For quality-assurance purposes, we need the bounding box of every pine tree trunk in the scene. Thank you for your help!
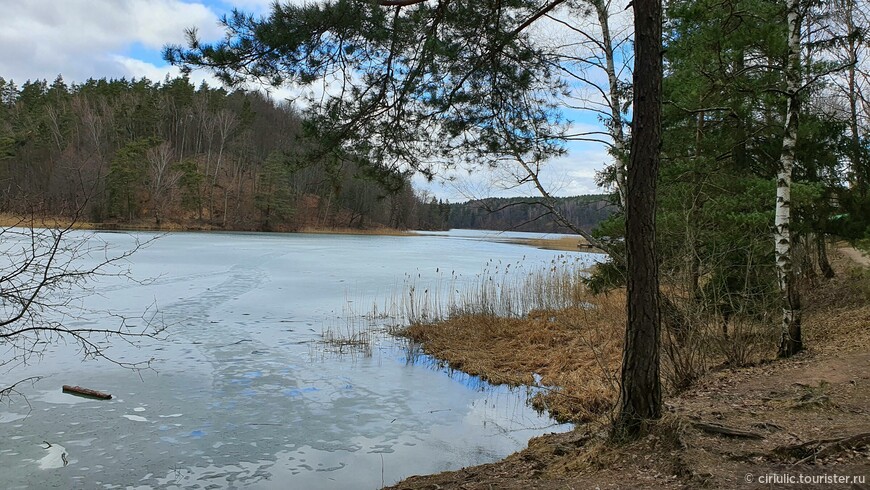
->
[801,236,818,285]
[615,0,663,437]
[776,0,803,358]
[817,233,835,279]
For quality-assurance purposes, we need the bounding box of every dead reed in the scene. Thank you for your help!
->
[391,256,626,423]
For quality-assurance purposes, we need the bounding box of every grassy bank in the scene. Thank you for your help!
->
[388,247,870,489]
[0,213,416,236]
[1,215,612,250]
[296,226,415,236]
[504,235,605,253]
[403,288,623,423]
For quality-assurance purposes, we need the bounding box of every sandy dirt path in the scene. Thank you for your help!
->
[838,242,870,266]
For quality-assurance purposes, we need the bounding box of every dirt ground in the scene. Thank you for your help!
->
[387,247,870,489]
[838,242,870,267]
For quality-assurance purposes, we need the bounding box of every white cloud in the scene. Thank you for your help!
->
[0,0,614,200]
[109,55,214,85]
[413,142,609,202]
[0,0,222,83]
[219,0,273,14]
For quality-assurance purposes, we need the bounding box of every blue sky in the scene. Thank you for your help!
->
[0,0,615,201]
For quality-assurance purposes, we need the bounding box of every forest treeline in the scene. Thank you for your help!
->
[446,195,616,233]
[0,74,619,234]
[0,75,452,231]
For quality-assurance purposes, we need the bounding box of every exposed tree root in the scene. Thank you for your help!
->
[774,432,870,464]
[692,422,765,440]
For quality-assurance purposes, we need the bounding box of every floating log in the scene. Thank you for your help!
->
[62,385,112,400]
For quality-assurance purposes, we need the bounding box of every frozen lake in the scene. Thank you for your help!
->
[0,229,595,489]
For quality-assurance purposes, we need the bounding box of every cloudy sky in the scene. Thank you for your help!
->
[0,0,611,201]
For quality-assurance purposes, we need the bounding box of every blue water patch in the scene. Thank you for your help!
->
[208,400,237,410]
[398,344,515,392]
[239,388,258,397]
[190,430,206,439]
[282,387,320,397]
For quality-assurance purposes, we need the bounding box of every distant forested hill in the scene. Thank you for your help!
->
[446,195,616,233]
[0,75,441,231]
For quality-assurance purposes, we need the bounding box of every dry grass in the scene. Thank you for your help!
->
[0,213,228,232]
[320,322,375,356]
[395,255,781,424]
[0,213,102,230]
[505,235,604,253]
[0,213,415,235]
[403,285,626,423]
[297,226,416,236]
[394,255,593,324]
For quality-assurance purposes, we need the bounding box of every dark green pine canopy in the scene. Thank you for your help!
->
[164,0,569,181]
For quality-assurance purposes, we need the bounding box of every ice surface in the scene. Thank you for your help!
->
[0,230,595,489]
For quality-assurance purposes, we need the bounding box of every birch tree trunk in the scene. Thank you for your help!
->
[817,233,835,279]
[595,0,628,210]
[776,0,803,358]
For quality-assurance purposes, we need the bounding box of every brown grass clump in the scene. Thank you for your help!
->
[0,212,416,235]
[0,213,104,230]
[403,288,626,423]
[297,226,416,236]
[505,235,605,253]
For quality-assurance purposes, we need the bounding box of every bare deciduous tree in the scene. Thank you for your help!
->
[0,215,165,402]
[146,141,181,224]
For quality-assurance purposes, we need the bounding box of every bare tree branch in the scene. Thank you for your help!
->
[378,0,428,6]
[0,211,166,402]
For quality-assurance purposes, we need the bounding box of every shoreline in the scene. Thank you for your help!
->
[0,214,604,250]
[0,213,417,237]
[504,235,605,253]
[387,247,870,489]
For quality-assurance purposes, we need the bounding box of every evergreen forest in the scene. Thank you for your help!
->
[0,75,457,231]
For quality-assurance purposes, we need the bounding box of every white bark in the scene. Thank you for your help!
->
[597,0,628,210]
[776,0,803,356]
[213,109,237,186]
[147,142,179,200]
